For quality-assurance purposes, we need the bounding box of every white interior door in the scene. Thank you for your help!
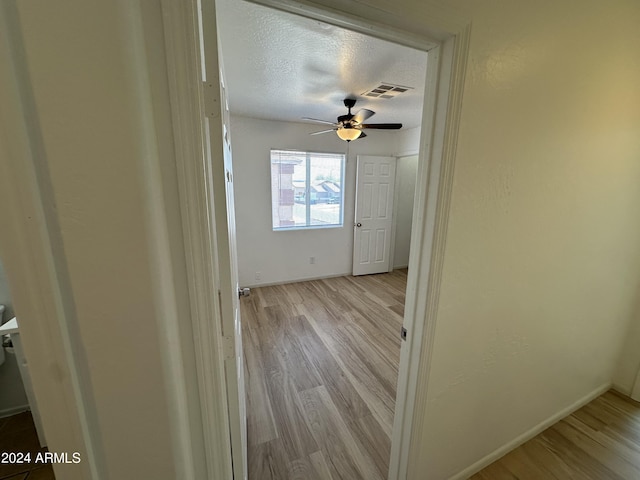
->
[353,155,396,276]
[219,93,247,480]
[201,5,247,479]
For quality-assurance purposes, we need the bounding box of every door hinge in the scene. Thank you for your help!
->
[222,335,234,360]
[217,288,232,347]
[401,327,408,341]
[202,82,220,119]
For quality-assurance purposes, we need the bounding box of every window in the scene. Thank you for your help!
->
[271,149,345,230]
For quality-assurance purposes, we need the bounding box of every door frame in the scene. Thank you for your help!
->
[173,1,470,479]
[1,1,236,478]
[159,0,237,478]
[0,0,470,479]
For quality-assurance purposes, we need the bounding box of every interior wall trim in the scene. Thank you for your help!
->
[611,382,632,397]
[242,272,351,289]
[403,22,472,480]
[159,0,234,478]
[450,382,612,479]
[0,405,30,420]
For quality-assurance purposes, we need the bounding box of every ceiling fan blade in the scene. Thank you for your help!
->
[360,123,403,129]
[309,129,336,135]
[352,109,375,124]
[302,117,337,126]
[358,131,367,138]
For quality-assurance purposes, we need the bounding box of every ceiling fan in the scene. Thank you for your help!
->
[303,98,402,142]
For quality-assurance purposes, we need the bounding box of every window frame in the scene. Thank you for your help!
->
[270,149,346,231]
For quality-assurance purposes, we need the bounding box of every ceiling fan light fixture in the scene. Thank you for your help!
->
[336,127,362,142]
[305,98,400,141]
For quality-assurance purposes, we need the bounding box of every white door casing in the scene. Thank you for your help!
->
[353,155,397,276]
[166,1,471,479]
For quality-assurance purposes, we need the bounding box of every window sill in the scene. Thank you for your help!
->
[272,224,344,232]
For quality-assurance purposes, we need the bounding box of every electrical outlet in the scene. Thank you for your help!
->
[255,271,261,281]
[310,256,315,265]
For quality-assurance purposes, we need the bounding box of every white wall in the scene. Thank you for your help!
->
[407,0,640,478]
[231,115,400,286]
[392,155,418,268]
[396,126,421,156]
[3,1,640,479]
[0,260,29,417]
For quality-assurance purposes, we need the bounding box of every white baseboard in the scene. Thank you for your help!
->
[611,382,632,397]
[0,404,29,419]
[450,382,612,480]
[242,271,351,289]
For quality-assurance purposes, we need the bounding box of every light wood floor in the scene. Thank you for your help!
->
[240,270,407,480]
[242,272,640,480]
[471,390,640,479]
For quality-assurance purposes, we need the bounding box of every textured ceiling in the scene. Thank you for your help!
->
[216,0,428,128]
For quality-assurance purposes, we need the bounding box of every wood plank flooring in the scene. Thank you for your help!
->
[471,390,640,480]
[0,411,55,479]
[242,272,640,480]
[240,270,406,480]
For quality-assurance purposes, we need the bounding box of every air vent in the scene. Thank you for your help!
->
[362,82,413,99]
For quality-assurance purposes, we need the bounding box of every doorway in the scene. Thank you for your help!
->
[0,0,469,478]
[216,0,428,289]
[214,0,429,477]
[164,0,469,477]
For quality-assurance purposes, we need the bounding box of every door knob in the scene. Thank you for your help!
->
[355,222,362,227]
